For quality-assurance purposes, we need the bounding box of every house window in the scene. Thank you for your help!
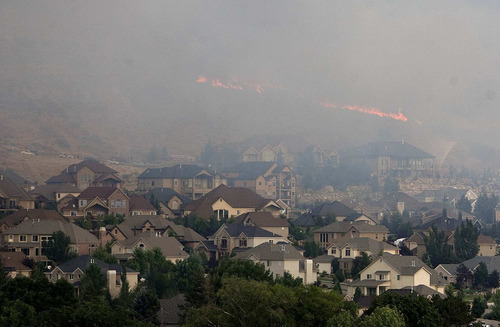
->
[139,244,144,248]
[367,274,372,279]
[345,248,351,256]
[111,200,115,207]
[375,234,378,239]
[267,260,270,267]
[151,181,155,186]
[122,200,126,207]
[57,193,61,199]
[35,248,39,256]
[397,275,400,280]
[57,273,61,280]
[80,200,87,207]
[69,274,74,280]
[239,239,247,247]
[20,235,27,242]
[378,274,384,280]
[259,182,262,186]
[343,262,349,269]
[174,180,178,186]
[8,235,13,241]
[331,248,336,255]
[116,200,121,208]
[320,233,329,243]
[221,238,228,249]
[32,235,38,242]
[70,211,76,216]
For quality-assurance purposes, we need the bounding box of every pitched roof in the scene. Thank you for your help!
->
[185,185,280,218]
[158,294,186,325]
[117,234,189,259]
[478,234,495,244]
[223,162,276,178]
[221,223,283,238]
[129,196,156,212]
[0,175,34,202]
[437,264,460,275]
[0,209,67,228]
[145,188,191,205]
[333,237,398,253]
[462,256,500,273]
[315,221,389,234]
[292,214,317,227]
[65,160,117,174]
[29,184,80,201]
[0,170,33,186]
[6,220,98,243]
[349,141,435,159]
[53,255,134,274]
[78,187,124,200]
[312,201,358,217]
[46,172,76,184]
[375,192,422,212]
[0,252,32,272]
[417,216,462,232]
[233,212,288,228]
[138,164,215,179]
[233,242,305,261]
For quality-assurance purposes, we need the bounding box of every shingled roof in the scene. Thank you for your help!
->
[220,223,283,238]
[138,164,215,179]
[350,141,435,159]
[0,209,67,228]
[145,188,191,205]
[65,160,117,174]
[233,242,305,261]
[293,214,317,227]
[233,212,289,228]
[129,196,156,212]
[0,175,34,202]
[6,220,98,244]
[46,172,77,184]
[223,162,276,178]
[78,187,124,200]
[116,233,189,260]
[334,237,398,253]
[53,255,135,274]
[312,201,358,217]
[30,184,80,201]
[315,221,389,234]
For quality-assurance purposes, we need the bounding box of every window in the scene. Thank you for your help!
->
[116,200,121,208]
[375,234,378,239]
[267,260,270,267]
[57,193,61,199]
[70,211,76,216]
[139,243,144,248]
[80,200,87,207]
[69,274,74,280]
[259,182,262,186]
[152,181,155,186]
[57,273,61,280]
[174,180,178,186]
[221,238,228,249]
[32,235,38,242]
[397,275,400,280]
[331,248,336,255]
[20,235,27,242]
[345,247,351,256]
[8,235,13,241]
[35,248,39,256]
[378,274,384,280]
[320,233,329,243]
[367,274,372,279]
[122,200,126,207]
[237,210,240,215]
[111,200,115,208]
[239,239,247,247]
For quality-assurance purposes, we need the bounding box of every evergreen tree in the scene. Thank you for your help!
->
[423,225,456,268]
[456,195,472,213]
[456,263,473,289]
[488,270,500,288]
[454,220,479,262]
[360,306,405,327]
[80,263,107,299]
[474,262,489,289]
[471,297,487,318]
[42,231,77,264]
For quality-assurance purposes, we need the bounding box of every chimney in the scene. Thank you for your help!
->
[397,202,405,214]
[107,270,119,298]
[304,259,314,284]
[0,174,3,180]
[99,227,106,245]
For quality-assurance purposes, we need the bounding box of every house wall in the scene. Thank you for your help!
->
[434,266,456,284]
[248,237,287,248]
[108,190,129,216]
[75,167,95,190]
[261,226,289,238]
[479,243,496,256]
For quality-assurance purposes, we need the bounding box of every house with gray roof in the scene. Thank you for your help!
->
[233,242,317,284]
[29,183,81,209]
[145,188,192,217]
[311,201,358,220]
[233,211,289,238]
[436,256,500,285]
[314,221,389,248]
[346,253,448,298]
[0,174,35,210]
[46,255,139,298]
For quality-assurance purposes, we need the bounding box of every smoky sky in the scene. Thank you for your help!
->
[1,1,499,162]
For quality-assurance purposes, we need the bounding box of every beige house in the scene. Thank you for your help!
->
[184,184,284,220]
[137,164,226,199]
[233,242,317,284]
[111,233,189,263]
[46,160,122,191]
[344,213,378,225]
[2,220,99,264]
[29,183,81,209]
[46,256,139,298]
[478,235,497,256]
[321,237,399,273]
[60,187,130,218]
[346,253,448,298]
[233,212,289,238]
[314,221,389,249]
[195,223,287,261]
[0,174,35,210]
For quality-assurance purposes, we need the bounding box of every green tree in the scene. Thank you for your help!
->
[456,263,473,289]
[456,195,472,213]
[132,287,160,324]
[210,257,273,291]
[472,297,487,318]
[360,306,405,327]
[354,287,362,302]
[423,225,456,268]
[474,262,489,289]
[474,191,499,223]
[454,220,479,262]
[80,263,107,299]
[432,292,475,327]
[489,270,500,288]
[42,231,77,264]
[0,300,37,327]
[304,241,322,258]
[327,310,358,327]
[351,252,371,280]
[92,244,118,264]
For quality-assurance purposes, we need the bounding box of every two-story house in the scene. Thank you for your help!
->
[311,201,358,221]
[0,174,35,210]
[314,221,389,249]
[233,212,289,238]
[60,187,129,218]
[137,164,226,199]
[223,162,296,208]
[233,242,317,284]
[145,188,192,218]
[129,196,157,216]
[2,220,99,264]
[29,183,81,209]
[346,253,448,298]
[184,185,284,220]
[0,209,67,233]
[46,256,139,298]
[111,233,189,263]
[46,160,122,191]
[195,223,287,261]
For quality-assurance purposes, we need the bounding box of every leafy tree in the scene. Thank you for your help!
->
[456,263,473,289]
[210,257,273,291]
[360,306,405,327]
[304,241,322,258]
[432,292,475,327]
[456,195,472,213]
[74,216,92,230]
[474,191,499,223]
[489,270,500,288]
[292,285,346,327]
[351,252,371,279]
[485,292,500,320]
[353,287,361,302]
[331,258,340,273]
[92,244,118,264]
[0,300,37,327]
[454,220,479,262]
[474,262,489,289]
[80,263,107,299]
[472,296,487,318]
[132,287,160,324]
[42,231,77,264]
[335,269,345,282]
[275,272,303,287]
[423,225,456,268]
[327,310,358,327]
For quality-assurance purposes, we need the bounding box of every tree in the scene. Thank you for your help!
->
[474,191,499,223]
[353,287,361,302]
[351,253,371,280]
[304,241,322,258]
[383,177,400,194]
[454,220,479,262]
[472,297,487,318]
[42,231,77,264]
[0,300,37,327]
[132,287,160,324]
[80,263,107,299]
[432,292,475,327]
[456,263,473,289]
[92,244,118,264]
[423,225,456,268]
[474,262,489,289]
[489,270,500,288]
[360,306,405,327]
[210,257,273,291]
[327,311,357,327]
[456,195,472,214]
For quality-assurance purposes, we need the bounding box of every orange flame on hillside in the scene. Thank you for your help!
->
[319,102,408,122]
[197,75,243,91]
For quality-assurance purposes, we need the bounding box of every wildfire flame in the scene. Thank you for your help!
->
[319,102,408,122]
[197,75,243,91]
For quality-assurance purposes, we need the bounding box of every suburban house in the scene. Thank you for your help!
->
[46,256,139,298]
[346,253,448,298]
[104,215,205,249]
[346,141,435,178]
[110,232,189,263]
[316,237,399,274]
[373,192,424,217]
[46,160,122,191]
[145,188,192,218]
[195,223,287,261]
[223,162,296,208]
[233,212,289,238]
[29,183,81,209]
[314,221,389,249]
[2,220,99,263]
[0,209,67,233]
[232,242,317,284]
[241,141,300,167]
[415,187,469,203]
[435,256,500,285]
[137,164,226,199]
[292,213,317,229]
[183,184,284,220]
[0,174,35,210]
[312,201,358,221]
[0,252,32,277]
[60,187,129,218]
[344,213,378,225]
[0,170,34,191]
[129,196,157,216]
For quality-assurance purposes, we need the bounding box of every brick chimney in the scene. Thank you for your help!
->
[99,227,107,245]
